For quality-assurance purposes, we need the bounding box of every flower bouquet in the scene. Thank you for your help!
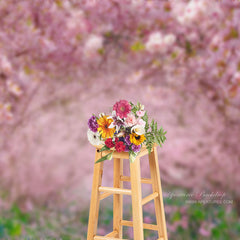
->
[87,100,166,163]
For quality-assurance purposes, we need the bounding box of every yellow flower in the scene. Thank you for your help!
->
[129,133,146,145]
[97,115,115,139]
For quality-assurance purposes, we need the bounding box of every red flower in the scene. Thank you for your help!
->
[113,100,131,118]
[115,141,125,152]
[105,138,115,148]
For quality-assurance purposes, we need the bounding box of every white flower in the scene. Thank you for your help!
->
[0,103,13,122]
[87,129,102,146]
[233,72,240,83]
[131,125,145,135]
[0,55,12,74]
[99,112,105,118]
[176,0,215,25]
[140,104,144,111]
[7,80,23,97]
[84,35,103,58]
[145,32,164,53]
[146,32,176,53]
[111,110,116,117]
[131,0,144,7]
[163,34,176,46]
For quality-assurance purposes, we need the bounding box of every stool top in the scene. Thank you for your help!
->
[94,143,157,160]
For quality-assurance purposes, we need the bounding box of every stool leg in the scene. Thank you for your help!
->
[113,158,123,238]
[130,156,144,240]
[149,147,168,240]
[87,150,104,240]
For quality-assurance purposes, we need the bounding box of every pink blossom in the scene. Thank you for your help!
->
[137,118,146,127]
[84,34,103,58]
[0,55,12,74]
[0,0,239,213]
[143,216,152,224]
[6,80,23,97]
[125,113,137,126]
[113,100,131,119]
[136,110,145,117]
[199,226,211,237]
[0,103,13,122]
[180,216,188,229]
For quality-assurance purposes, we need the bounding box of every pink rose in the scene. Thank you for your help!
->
[137,118,146,127]
[136,110,145,117]
[125,113,137,126]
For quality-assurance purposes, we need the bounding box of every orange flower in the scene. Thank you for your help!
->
[97,115,115,139]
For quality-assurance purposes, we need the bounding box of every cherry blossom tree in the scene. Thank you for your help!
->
[0,0,240,210]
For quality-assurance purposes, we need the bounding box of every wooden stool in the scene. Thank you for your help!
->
[87,144,168,240]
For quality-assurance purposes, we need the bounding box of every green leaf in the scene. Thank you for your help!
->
[142,112,149,132]
[11,204,30,224]
[4,220,21,237]
[155,135,162,147]
[150,120,155,131]
[130,102,139,116]
[172,211,181,222]
[95,152,113,164]
[154,122,158,133]
[131,41,145,52]
[98,48,105,55]
[98,145,110,152]
[212,227,221,238]
[185,40,192,55]
[129,151,138,163]
[129,101,134,107]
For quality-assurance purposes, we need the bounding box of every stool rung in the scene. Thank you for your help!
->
[99,192,112,200]
[142,192,159,205]
[99,186,132,195]
[94,236,127,240]
[105,230,118,237]
[120,175,152,184]
[120,220,158,231]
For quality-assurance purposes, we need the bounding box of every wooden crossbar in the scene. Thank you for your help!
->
[120,220,158,231]
[142,192,159,205]
[105,230,118,237]
[120,176,152,184]
[99,187,132,195]
[94,236,127,240]
[99,192,112,200]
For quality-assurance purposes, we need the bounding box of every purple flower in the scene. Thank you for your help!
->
[88,115,98,132]
[125,145,130,152]
[131,144,141,152]
[125,135,131,146]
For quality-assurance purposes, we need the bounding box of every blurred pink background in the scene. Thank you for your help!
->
[0,0,239,216]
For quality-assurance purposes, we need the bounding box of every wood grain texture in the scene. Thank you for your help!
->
[87,150,104,240]
[130,156,144,240]
[149,147,168,240]
[113,158,123,238]
[99,186,131,195]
